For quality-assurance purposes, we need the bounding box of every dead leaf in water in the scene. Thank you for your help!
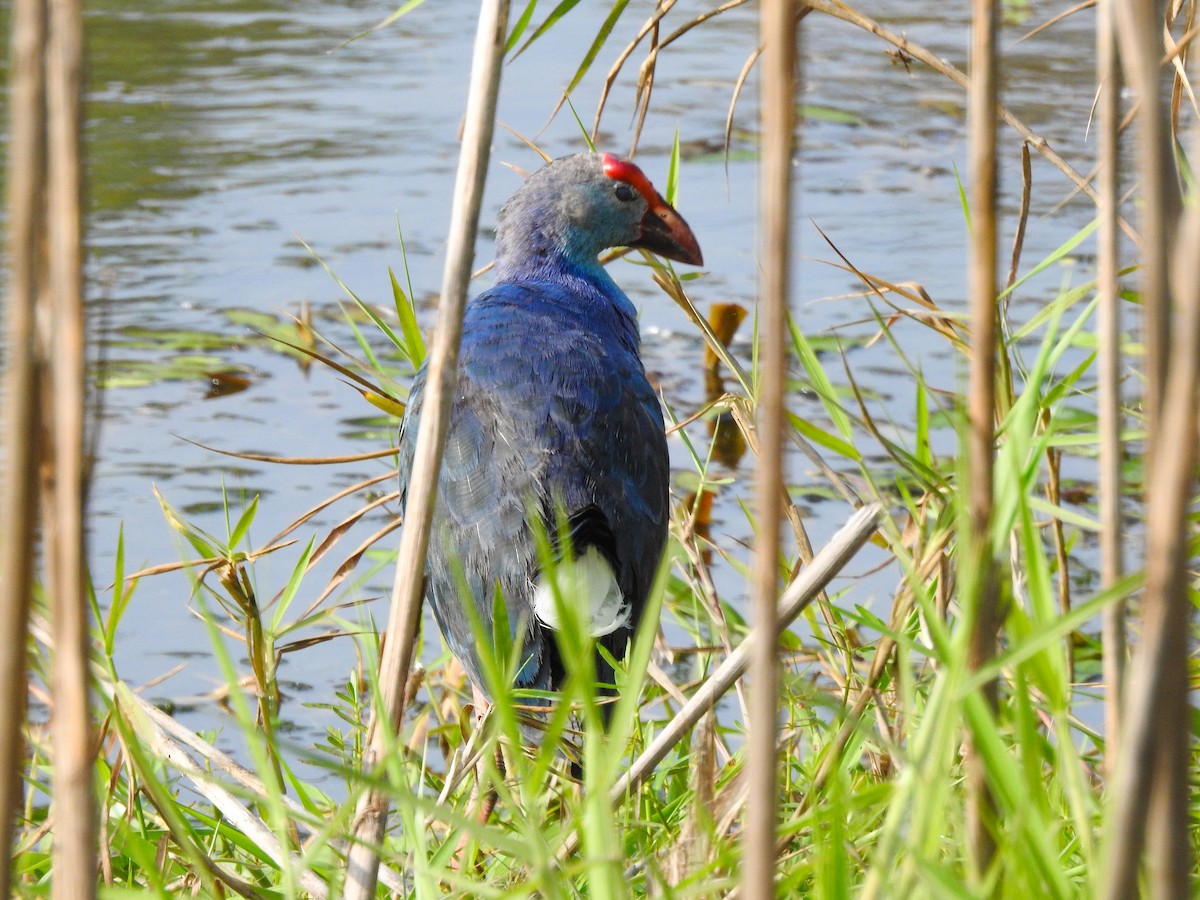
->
[204,371,252,398]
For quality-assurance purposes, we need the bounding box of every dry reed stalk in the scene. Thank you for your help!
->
[342,3,510,896]
[1102,308,1197,894]
[0,1,48,893]
[41,0,96,896]
[742,0,798,895]
[1137,144,1200,896]
[1096,0,1126,775]
[1103,2,1192,894]
[1102,137,1198,900]
[665,708,716,885]
[1114,0,1176,430]
[964,0,1000,880]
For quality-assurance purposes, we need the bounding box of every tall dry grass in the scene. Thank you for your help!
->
[1095,0,1126,776]
[1,0,94,896]
[0,0,48,894]
[44,0,94,896]
[742,1,799,896]
[964,0,1002,877]
[342,1,512,895]
[1103,2,1195,894]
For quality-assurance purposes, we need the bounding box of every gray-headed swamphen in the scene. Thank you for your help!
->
[398,152,703,736]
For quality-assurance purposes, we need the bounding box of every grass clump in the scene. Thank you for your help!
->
[14,208,1179,897]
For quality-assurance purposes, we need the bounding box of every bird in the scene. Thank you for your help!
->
[397,152,703,735]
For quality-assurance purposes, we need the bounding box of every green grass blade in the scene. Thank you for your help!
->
[514,0,583,57]
[227,494,259,549]
[562,0,631,99]
[789,316,855,441]
[666,129,681,205]
[565,95,597,151]
[153,486,221,560]
[506,0,540,52]
[997,219,1098,303]
[271,535,316,630]
[787,412,862,462]
[105,526,133,657]
[390,266,426,368]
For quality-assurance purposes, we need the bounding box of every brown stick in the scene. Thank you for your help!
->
[1113,0,1177,430]
[1103,1,1190,894]
[964,0,1000,882]
[0,1,48,894]
[1102,128,1198,900]
[342,3,510,897]
[742,1,798,896]
[45,0,96,895]
[1095,0,1126,776]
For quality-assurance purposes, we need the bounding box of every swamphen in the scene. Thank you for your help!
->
[398,152,703,732]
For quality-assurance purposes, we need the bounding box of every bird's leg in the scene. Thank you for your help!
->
[450,686,502,872]
[469,685,505,827]
[468,684,501,825]
[474,743,505,827]
[471,684,489,723]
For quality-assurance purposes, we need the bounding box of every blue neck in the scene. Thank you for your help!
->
[493,249,641,340]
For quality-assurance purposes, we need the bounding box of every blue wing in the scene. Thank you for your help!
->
[398,279,669,702]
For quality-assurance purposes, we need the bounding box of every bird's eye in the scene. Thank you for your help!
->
[614,184,637,203]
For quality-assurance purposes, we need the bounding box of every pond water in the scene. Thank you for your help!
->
[12,2,1108,757]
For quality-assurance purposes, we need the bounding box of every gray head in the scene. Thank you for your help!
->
[493,152,703,280]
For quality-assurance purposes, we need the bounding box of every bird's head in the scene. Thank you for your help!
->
[494,152,703,277]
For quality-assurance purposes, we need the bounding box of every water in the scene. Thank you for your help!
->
[10,2,1108,753]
